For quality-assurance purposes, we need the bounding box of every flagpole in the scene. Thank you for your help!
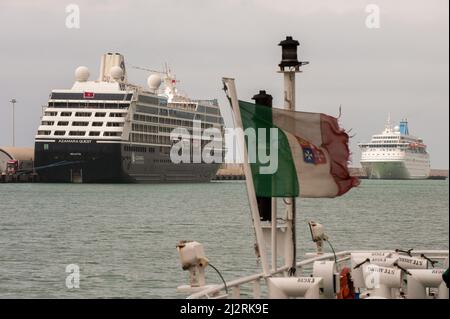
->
[222,77,270,277]
[278,36,309,275]
[283,71,296,275]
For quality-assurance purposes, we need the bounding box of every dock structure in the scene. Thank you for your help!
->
[213,163,245,180]
[0,146,37,183]
[214,164,448,181]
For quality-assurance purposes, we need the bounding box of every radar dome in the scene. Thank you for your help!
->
[75,66,90,82]
[147,74,162,91]
[394,125,400,132]
[110,66,124,81]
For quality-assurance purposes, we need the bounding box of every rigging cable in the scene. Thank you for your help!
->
[326,239,338,265]
[208,263,228,295]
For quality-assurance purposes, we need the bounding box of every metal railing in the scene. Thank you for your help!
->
[187,250,449,299]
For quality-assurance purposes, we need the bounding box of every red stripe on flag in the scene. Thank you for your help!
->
[320,114,359,195]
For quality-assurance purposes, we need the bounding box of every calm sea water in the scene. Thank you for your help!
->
[0,180,448,298]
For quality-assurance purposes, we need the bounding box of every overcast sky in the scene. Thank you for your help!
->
[0,0,448,168]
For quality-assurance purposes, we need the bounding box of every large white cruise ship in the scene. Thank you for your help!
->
[358,116,430,179]
[34,53,224,183]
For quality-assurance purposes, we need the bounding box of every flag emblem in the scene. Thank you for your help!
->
[296,137,326,165]
[311,145,327,164]
[302,147,315,163]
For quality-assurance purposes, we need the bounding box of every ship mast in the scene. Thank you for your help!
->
[278,36,309,275]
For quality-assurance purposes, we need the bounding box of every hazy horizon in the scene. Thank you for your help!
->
[0,0,448,168]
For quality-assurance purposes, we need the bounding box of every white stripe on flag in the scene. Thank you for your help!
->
[272,110,323,147]
[284,131,339,198]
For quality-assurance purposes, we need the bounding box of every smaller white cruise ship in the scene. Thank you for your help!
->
[359,116,430,179]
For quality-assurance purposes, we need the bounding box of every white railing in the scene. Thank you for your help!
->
[186,250,448,299]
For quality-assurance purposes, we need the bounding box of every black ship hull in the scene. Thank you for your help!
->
[34,140,220,183]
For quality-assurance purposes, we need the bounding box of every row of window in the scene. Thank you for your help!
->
[138,96,219,116]
[154,159,172,164]
[43,111,125,117]
[133,114,215,129]
[362,144,404,148]
[131,133,171,145]
[135,104,221,124]
[124,145,149,153]
[373,136,398,139]
[50,92,133,100]
[370,140,401,144]
[37,130,121,137]
[41,121,124,127]
[48,102,130,109]
[196,104,221,115]
[132,123,158,133]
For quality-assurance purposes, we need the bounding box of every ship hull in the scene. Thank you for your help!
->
[361,160,430,180]
[34,140,220,183]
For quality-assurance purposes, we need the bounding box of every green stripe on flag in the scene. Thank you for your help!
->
[239,100,299,197]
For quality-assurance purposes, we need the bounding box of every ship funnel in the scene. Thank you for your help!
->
[399,119,409,135]
[98,52,127,82]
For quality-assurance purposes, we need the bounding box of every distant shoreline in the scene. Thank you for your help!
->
[213,165,448,181]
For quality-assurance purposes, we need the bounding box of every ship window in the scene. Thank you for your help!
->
[53,102,68,107]
[92,122,103,126]
[104,132,121,136]
[38,130,51,135]
[136,104,159,115]
[75,112,92,117]
[72,121,89,126]
[138,95,160,105]
[44,111,57,116]
[54,131,65,136]
[61,112,72,116]
[106,122,124,127]
[110,113,125,117]
[41,121,54,125]
[69,131,86,136]
[58,121,69,126]
[206,116,218,123]
[95,112,106,117]
[89,131,100,136]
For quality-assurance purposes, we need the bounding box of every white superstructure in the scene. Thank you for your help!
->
[358,116,430,179]
[34,52,224,183]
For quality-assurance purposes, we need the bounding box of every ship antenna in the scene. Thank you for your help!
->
[385,113,393,131]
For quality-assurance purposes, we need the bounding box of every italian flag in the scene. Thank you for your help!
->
[239,100,359,198]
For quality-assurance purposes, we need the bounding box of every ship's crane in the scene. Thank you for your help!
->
[132,64,186,101]
[130,65,165,74]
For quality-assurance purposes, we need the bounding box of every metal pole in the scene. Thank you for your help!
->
[283,72,296,275]
[10,99,17,147]
[223,77,270,276]
[13,102,14,146]
[271,198,277,272]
